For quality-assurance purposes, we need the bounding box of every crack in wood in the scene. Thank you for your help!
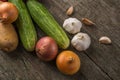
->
[84,51,113,80]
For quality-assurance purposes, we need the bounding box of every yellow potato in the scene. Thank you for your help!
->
[0,23,18,52]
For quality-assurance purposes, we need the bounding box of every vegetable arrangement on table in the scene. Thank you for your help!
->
[0,0,95,75]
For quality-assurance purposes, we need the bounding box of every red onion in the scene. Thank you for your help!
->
[36,36,58,61]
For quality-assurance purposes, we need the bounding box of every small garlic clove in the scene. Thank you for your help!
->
[63,18,82,34]
[99,36,112,44]
[66,6,74,16]
[81,18,95,26]
[71,33,91,51]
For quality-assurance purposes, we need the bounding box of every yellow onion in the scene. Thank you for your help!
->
[0,2,18,23]
[56,51,81,75]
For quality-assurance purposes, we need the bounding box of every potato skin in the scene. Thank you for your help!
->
[0,23,18,52]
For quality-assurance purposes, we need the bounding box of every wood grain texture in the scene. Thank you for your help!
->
[0,0,120,80]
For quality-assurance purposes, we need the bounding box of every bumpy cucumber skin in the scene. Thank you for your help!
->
[27,0,70,49]
[9,0,37,51]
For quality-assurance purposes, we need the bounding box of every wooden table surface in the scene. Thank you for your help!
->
[0,0,120,80]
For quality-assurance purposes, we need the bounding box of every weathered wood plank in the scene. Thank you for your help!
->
[0,45,111,80]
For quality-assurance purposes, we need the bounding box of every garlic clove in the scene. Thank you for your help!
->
[99,36,112,44]
[81,18,95,26]
[71,33,91,51]
[66,6,74,16]
[63,18,82,34]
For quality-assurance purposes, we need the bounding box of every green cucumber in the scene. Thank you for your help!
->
[9,0,37,51]
[27,0,70,49]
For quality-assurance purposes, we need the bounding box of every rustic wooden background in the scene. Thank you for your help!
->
[0,0,120,80]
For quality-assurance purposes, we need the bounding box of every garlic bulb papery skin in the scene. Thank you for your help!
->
[71,33,91,51]
[63,18,82,34]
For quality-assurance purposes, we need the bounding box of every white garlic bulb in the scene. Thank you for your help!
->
[71,33,91,51]
[63,18,82,34]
